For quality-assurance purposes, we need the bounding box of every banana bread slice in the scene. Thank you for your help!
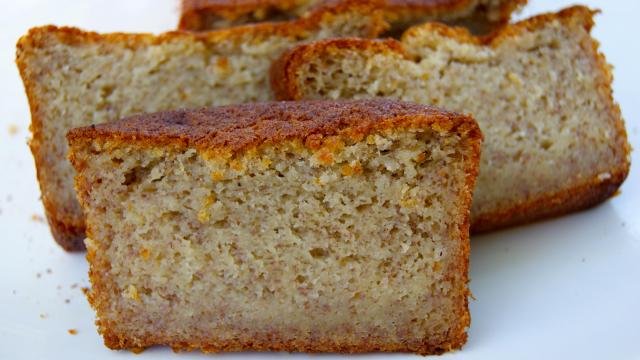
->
[15,2,386,251]
[179,0,526,34]
[67,99,482,354]
[271,6,631,232]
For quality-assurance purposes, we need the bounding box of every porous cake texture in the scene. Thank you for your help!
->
[179,0,526,34]
[67,100,482,354]
[271,6,631,232]
[16,2,386,251]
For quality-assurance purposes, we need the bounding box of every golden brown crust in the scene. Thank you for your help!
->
[472,169,628,233]
[179,0,388,32]
[73,99,481,354]
[15,2,387,252]
[270,5,631,233]
[179,0,307,30]
[99,330,465,354]
[67,99,480,154]
[178,0,526,31]
[17,32,87,251]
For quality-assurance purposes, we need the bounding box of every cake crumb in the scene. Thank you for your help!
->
[70,283,79,289]
[40,313,48,319]
[7,124,19,136]
[65,299,71,304]
[139,247,151,260]
[68,329,78,335]
[31,214,46,223]
[36,272,42,278]
[125,284,141,302]
[131,347,146,354]
[46,268,52,274]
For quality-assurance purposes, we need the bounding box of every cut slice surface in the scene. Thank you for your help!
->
[68,99,482,354]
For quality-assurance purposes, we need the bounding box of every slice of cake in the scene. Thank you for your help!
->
[179,0,526,34]
[68,100,482,354]
[15,2,386,251]
[271,6,631,232]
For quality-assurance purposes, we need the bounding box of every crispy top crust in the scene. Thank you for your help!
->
[178,0,387,33]
[67,100,481,155]
[179,0,527,31]
[182,0,305,13]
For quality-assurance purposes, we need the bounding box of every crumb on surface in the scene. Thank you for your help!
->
[36,273,42,278]
[31,214,46,223]
[71,283,79,289]
[65,299,71,304]
[7,124,19,136]
[68,329,78,335]
[131,347,146,354]
[46,268,52,274]
[40,313,48,319]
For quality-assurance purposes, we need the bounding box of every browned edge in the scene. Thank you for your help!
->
[178,0,528,32]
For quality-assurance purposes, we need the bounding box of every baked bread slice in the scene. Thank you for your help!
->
[179,0,526,34]
[68,99,482,354]
[271,6,631,232]
[15,2,386,251]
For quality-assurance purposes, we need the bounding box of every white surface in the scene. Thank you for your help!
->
[0,0,638,358]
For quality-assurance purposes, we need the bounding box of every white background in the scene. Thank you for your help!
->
[0,0,638,359]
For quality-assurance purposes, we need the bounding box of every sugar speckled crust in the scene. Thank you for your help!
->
[178,0,527,32]
[270,6,631,233]
[70,100,481,354]
[15,1,387,252]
